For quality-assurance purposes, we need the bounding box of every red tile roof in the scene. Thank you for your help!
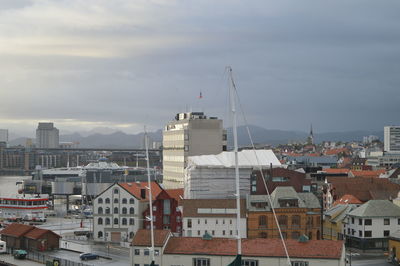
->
[333,194,363,206]
[119,182,163,201]
[350,170,386,178]
[0,223,34,238]
[164,237,344,259]
[132,229,171,247]
[323,168,350,174]
[24,228,60,240]
[165,188,184,202]
[324,148,349,156]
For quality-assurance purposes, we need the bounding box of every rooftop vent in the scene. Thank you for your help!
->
[298,235,309,243]
[202,232,213,240]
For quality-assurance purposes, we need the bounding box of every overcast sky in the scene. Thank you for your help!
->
[1,0,399,137]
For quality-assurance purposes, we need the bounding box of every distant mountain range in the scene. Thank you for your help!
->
[8,125,383,148]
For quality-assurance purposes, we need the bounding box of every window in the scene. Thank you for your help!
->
[130,207,135,214]
[365,219,372,225]
[98,198,103,204]
[105,207,110,214]
[291,262,309,266]
[98,207,103,214]
[130,232,134,239]
[205,219,207,224]
[122,198,127,204]
[398,218,400,225]
[122,207,127,214]
[223,230,225,236]
[144,249,150,256]
[351,217,354,224]
[216,220,218,225]
[134,249,140,255]
[114,198,119,204]
[129,218,135,225]
[365,231,372,237]
[154,249,159,256]
[193,258,210,266]
[163,199,171,215]
[259,232,267,238]
[359,231,362,237]
[281,232,287,239]
[198,230,201,236]
[114,188,119,194]
[98,231,103,238]
[187,219,192,228]
[98,218,103,225]
[278,215,288,228]
[242,259,259,266]
[105,218,110,225]
[122,218,127,225]
[384,230,390,237]
[105,198,110,204]
[198,219,200,225]
[259,215,267,228]
[230,219,232,225]
[212,230,215,236]
[129,198,135,204]
[114,218,119,225]
[230,230,233,235]
[114,207,118,214]
[384,219,390,225]
[292,215,300,228]
[163,215,170,224]
[359,219,362,225]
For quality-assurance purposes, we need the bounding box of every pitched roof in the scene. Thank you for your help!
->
[24,228,60,240]
[165,188,184,202]
[332,194,362,206]
[132,229,171,247]
[181,199,246,218]
[164,237,344,259]
[0,223,34,237]
[323,168,350,174]
[324,148,349,156]
[270,187,320,209]
[350,170,386,178]
[119,182,163,201]
[348,200,400,217]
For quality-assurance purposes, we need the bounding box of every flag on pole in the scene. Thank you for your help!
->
[198,91,203,99]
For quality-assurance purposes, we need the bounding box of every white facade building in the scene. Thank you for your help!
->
[181,199,247,238]
[184,150,281,199]
[93,182,162,243]
[384,126,400,154]
[344,200,400,250]
[36,122,59,148]
[163,112,226,189]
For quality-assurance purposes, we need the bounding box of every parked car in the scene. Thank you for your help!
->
[13,249,27,259]
[80,253,99,260]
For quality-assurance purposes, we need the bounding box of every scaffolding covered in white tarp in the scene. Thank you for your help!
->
[184,150,281,199]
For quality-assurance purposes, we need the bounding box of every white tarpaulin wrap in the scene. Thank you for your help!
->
[184,150,281,199]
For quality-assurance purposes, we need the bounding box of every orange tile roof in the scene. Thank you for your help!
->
[323,168,350,174]
[332,194,363,206]
[0,223,34,238]
[132,229,171,247]
[350,170,386,178]
[165,188,184,202]
[164,237,344,259]
[119,182,163,201]
[325,148,348,156]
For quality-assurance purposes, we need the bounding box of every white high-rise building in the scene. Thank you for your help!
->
[36,122,59,148]
[384,126,400,154]
[163,112,226,189]
[0,129,8,144]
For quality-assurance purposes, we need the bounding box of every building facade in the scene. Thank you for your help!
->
[247,187,322,240]
[93,182,162,243]
[162,112,226,188]
[344,200,400,250]
[181,199,247,238]
[36,122,59,149]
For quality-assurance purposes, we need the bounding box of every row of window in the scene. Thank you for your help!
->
[97,217,135,226]
[347,228,390,238]
[134,249,160,256]
[187,229,236,237]
[97,231,134,239]
[98,207,135,215]
[187,218,233,228]
[98,197,135,204]
[350,217,400,226]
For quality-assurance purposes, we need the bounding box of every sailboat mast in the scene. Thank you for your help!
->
[145,127,155,263]
[229,67,242,256]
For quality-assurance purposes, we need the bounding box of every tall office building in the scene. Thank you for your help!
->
[163,112,226,188]
[36,122,59,148]
[0,129,8,144]
[384,126,400,153]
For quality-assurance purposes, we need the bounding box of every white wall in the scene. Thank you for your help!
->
[345,216,400,238]
[182,217,247,238]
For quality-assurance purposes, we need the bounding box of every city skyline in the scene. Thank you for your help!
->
[1,0,399,136]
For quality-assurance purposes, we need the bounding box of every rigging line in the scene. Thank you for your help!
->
[233,82,292,266]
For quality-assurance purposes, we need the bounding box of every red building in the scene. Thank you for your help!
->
[143,188,183,235]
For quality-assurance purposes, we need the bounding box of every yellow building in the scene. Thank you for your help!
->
[389,230,400,264]
[247,187,322,240]
[323,204,357,240]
